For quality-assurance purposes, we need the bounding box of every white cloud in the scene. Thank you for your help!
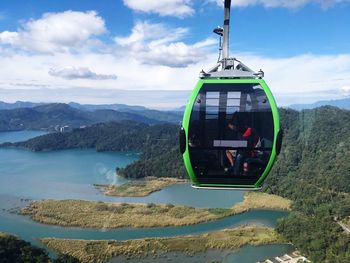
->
[1,47,350,107]
[240,53,350,105]
[340,86,350,96]
[115,21,216,67]
[115,21,188,47]
[209,0,350,8]
[122,0,194,18]
[49,67,117,80]
[0,11,106,53]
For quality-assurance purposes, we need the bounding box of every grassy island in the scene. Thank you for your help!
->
[41,226,285,263]
[21,192,291,229]
[21,199,233,228]
[233,192,291,213]
[94,177,188,197]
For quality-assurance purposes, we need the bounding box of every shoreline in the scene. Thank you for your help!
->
[94,177,188,197]
[20,192,291,229]
[41,226,287,263]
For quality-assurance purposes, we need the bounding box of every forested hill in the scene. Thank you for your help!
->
[267,106,350,193]
[3,121,170,151]
[0,103,182,131]
[265,106,350,262]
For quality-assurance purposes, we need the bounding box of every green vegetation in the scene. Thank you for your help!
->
[95,177,187,197]
[0,233,49,263]
[21,192,290,229]
[116,124,186,179]
[6,121,148,151]
[41,226,284,263]
[0,232,79,263]
[264,106,350,262]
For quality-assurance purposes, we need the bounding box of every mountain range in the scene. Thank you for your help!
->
[0,101,158,112]
[288,96,350,110]
[1,96,350,132]
[0,103,182,131]
[2,95,350,113]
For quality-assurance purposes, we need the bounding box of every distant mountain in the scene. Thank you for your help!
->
[68,102,147,112]
[289,97,350,110]
[0,101,44,110]
[65,102,183,124]
[171,105,186,112]
[0,103,167,131]
[1,100,175,112]
[0,101,183,126]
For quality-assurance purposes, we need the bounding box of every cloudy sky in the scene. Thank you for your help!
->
[0,0,350,108]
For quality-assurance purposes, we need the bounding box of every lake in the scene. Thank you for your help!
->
[0,131,293,262]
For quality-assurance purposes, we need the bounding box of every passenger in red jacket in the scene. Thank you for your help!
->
[225,120,260,175]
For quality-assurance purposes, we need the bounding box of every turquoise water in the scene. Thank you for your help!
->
[0,147,244,207]
[0,130,47,143]
[223,244,294,263]
[0,148,135,200]
[0,131,293,261]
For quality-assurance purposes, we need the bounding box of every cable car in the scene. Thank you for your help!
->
[179,0,282,190]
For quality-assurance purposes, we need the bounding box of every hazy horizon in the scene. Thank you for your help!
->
[2,86,349,109]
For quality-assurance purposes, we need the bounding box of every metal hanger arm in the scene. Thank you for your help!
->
[201,0,263,79]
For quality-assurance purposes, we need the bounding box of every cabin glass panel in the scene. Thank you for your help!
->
[188,83,274,185]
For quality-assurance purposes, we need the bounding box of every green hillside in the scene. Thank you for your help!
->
[265,106,350,262]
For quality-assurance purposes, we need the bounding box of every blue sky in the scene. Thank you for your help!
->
[0,0,350,108]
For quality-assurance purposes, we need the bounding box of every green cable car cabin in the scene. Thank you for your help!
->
[180,79,282,189]
[179,0,282,190]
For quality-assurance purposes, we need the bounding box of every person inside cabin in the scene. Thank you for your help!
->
[225,116,260,175]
